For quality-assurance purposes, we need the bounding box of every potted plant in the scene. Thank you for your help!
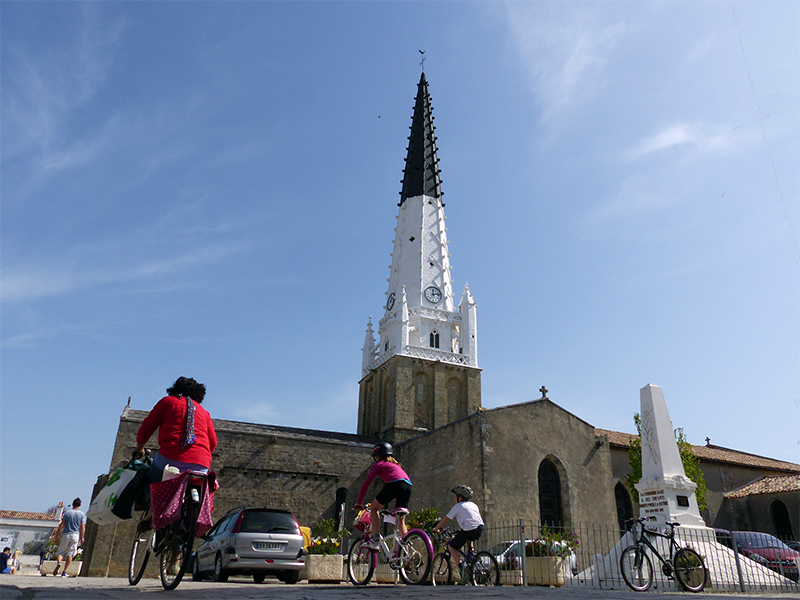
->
[302,518,347,583]
[525,526,579,587]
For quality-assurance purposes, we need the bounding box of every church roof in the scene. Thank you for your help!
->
[0,510,59,521]
[596,428,800,473]
[726,474,800,498]
[122,407,374,447]
[399,72,442,204]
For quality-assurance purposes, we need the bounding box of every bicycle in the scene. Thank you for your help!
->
[128,454,209,590]
[346,507,433,585]
[431,529,500,586]
[620,516,707,593]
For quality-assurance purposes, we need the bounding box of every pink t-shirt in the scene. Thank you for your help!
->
[357,461,410,505]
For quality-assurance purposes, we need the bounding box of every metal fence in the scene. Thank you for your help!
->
[474,520,800,593]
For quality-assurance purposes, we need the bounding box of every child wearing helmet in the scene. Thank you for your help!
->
[354,442,412,548]
[433,485,484,574]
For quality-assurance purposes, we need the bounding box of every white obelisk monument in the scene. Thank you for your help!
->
[635,384,706,528]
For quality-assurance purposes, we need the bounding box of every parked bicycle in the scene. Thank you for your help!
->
[347,507,433,585]
[431,529,500,586]
[128,452,210,591]
[620,516,707,593]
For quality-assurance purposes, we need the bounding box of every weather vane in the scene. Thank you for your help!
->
[419,49,426,72]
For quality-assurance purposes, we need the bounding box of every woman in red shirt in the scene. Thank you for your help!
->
[134,377,217,474]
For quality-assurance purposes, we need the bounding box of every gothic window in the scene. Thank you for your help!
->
[414,372,431,429]
[538,459,562,527]
[615,482,633,534]
[771,500,794,541]
[429,330,440,349]
[447,377,462,423]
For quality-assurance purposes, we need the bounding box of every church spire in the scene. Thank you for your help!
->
[400,72,443,205]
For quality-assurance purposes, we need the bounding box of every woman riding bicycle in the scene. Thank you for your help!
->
[354,442,412,548]
[133,376,217,477]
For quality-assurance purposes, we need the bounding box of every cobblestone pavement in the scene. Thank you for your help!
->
[1,575,797,600]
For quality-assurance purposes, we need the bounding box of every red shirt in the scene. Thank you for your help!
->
[136,395,217,468]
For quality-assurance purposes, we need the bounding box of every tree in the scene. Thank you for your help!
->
[626,413,707,511]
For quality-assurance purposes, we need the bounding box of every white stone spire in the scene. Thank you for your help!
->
[362,71,478,376]
[459,283,478,367]
[361,317,376,373]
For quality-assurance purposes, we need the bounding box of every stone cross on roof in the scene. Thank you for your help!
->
[539,386,548,399]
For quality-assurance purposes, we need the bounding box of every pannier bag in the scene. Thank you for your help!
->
[86,460,151,525]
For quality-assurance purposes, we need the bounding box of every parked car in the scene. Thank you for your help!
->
[728,531,800,582]
[490,540,532,569]
[193,507,306,584]
[490,539,577,574]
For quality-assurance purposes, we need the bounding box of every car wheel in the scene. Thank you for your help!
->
[283,570,300,585]
[253,573,266,584]
[213,554,229,583]
[192,555,203,581]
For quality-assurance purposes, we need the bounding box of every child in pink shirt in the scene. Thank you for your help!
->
[355,442,412,546]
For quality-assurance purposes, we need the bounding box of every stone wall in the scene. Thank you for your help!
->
[397,399,619,528]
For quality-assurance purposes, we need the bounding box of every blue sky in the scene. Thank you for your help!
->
[1,1,797,512]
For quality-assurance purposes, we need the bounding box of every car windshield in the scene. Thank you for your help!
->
[240,510,297,534]
[490,542,513,555]
[735,532,788,550]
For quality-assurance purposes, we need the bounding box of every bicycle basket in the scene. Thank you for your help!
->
[353,509,371,532]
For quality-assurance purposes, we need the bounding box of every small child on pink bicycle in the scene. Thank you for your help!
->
[354,442,412,548]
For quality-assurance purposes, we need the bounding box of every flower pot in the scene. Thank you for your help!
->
[500,569,524,586]
[40,560,82,577]
[301,554,343,583]
[526,556,565,587]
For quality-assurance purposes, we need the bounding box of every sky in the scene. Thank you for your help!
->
[1,1,797,513]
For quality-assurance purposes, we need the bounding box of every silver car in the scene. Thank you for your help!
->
[193,507,305,584]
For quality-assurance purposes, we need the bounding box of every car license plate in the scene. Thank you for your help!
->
[255,542,283,550]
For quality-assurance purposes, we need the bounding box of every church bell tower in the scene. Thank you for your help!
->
[358,71,481,443]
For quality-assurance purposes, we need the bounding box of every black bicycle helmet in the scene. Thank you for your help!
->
[451,484,473,500]
[371,442,394,458]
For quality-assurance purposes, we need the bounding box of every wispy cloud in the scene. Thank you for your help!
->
[622,121,758,161]
[1,6,126,162]
[504,4,625,123]
[1,240,250,304]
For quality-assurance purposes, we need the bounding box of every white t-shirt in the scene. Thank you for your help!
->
[446,501,484,531]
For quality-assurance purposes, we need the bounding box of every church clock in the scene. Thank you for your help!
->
[424,286,442,304]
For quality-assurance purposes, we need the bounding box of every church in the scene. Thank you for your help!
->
[83,71,800,577]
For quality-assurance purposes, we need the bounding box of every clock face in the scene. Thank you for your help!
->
[386,293,395,310]
[424,286,442,304]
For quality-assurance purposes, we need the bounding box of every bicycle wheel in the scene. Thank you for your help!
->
[469,551,500,586]
[347,538,375,585]
[398,530,432,585]
[159,501,198,590]
[673,548,706,592]
[432,552,452,585]
[620,545,653,592]
[128,527,153,585]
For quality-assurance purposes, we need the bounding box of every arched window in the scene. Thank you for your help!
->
[615,482,634,533]
[429,330,440,349]
[414,373,431,429]
[538,459,562,527]
[771,500,795,541]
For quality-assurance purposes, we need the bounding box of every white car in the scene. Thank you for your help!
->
[193,507,306,584]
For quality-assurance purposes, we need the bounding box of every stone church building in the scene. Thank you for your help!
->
[83,72,800,577]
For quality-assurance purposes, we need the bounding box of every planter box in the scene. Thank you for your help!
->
[500,569,524,586]
[40,560,82,577]
[301,554,343,583]
[526,556,565,587]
